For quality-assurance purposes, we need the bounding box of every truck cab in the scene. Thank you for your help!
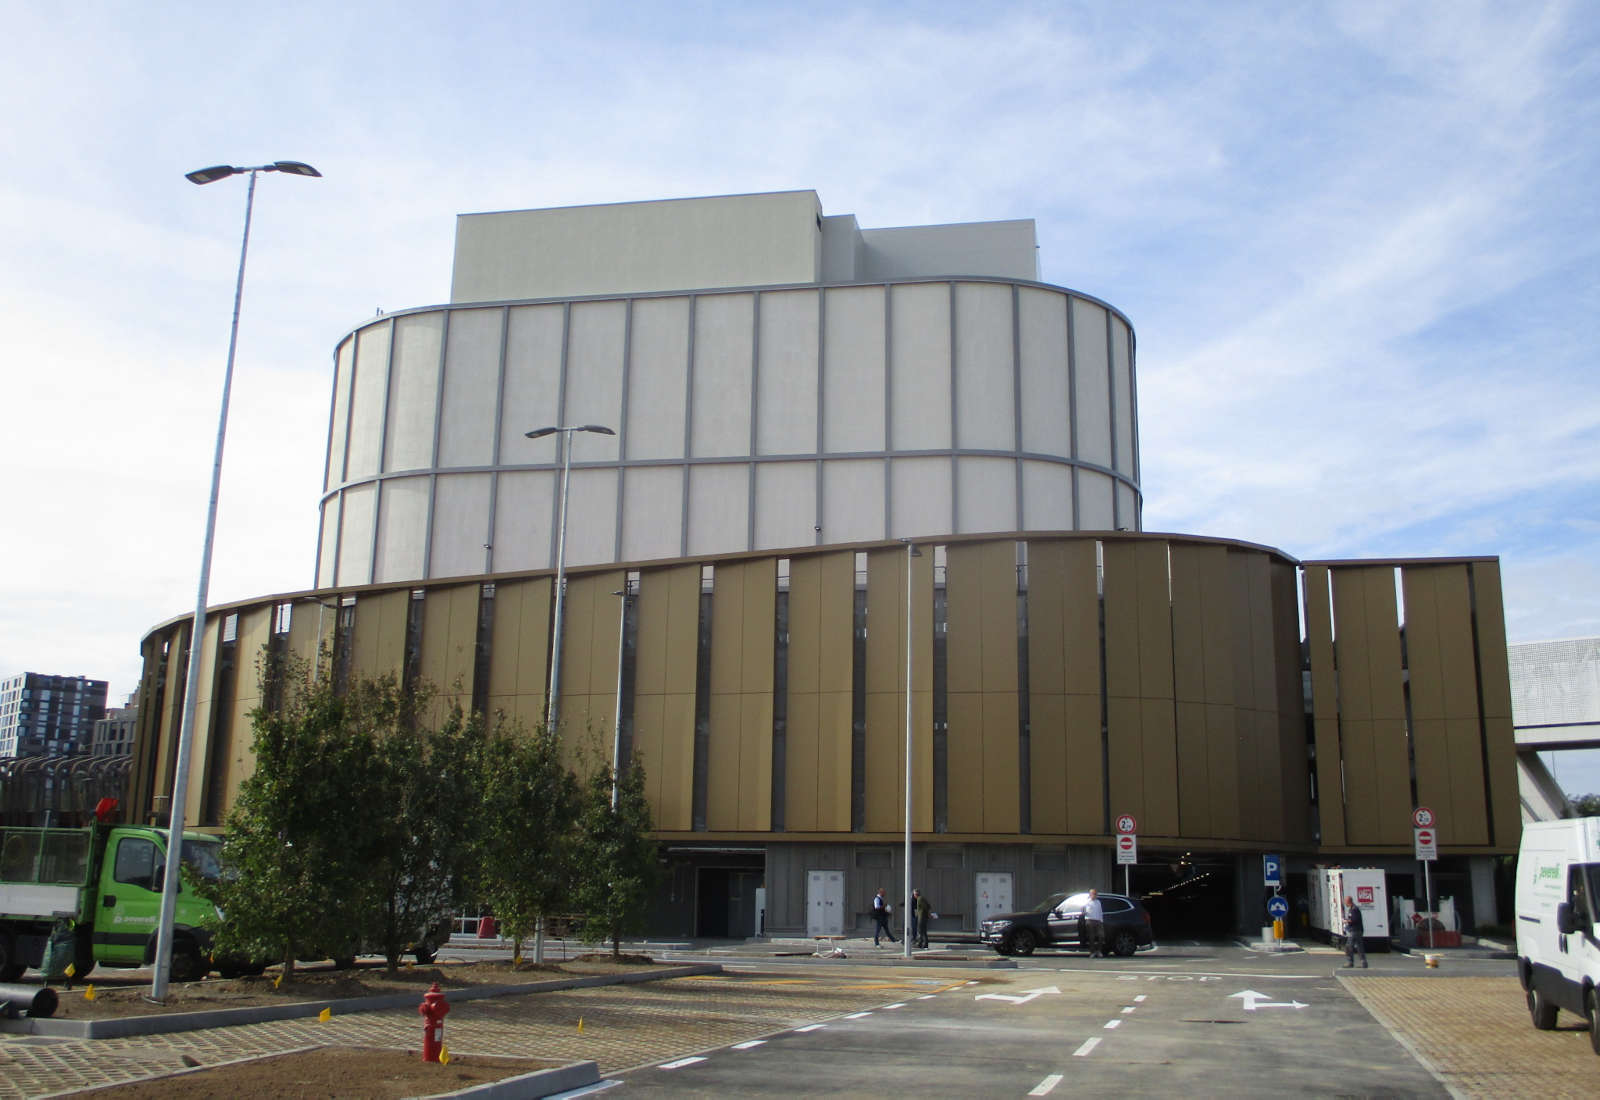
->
[0,821,223,982]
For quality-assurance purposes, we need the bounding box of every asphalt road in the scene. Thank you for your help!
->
[597,944,1465,1097]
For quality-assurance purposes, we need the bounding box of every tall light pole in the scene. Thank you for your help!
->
[611,586,628,809]
[152,160,321,1001]
[903,539,921,958]
[524,424,615,731]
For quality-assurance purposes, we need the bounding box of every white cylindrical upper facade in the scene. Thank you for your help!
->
[316,278,1139,588]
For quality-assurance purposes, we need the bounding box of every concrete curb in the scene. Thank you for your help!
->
[37,1043,601,1100]
[0,962,721,1040]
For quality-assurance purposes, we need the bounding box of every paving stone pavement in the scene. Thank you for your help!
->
[0,971,955,1098]
[1345,975,1598,1098]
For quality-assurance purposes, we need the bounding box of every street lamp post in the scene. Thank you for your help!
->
[903,539,921,958]
[151,160,321,1002]
[611,587,628,809]
[524,424,615,731]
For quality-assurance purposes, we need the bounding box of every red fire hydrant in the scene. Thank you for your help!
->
[419,982,450,1062]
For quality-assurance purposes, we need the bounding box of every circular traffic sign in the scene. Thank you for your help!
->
[1116,814,1138,835]
[1116,835,1136,852]
[1417,828,1434,845]
[1413,806,1435,828]
[1267,896,1290,920]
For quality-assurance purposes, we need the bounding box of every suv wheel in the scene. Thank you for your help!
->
[1010,929,1037,956]
[1111,931,1139,957]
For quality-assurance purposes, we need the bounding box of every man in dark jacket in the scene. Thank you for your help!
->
[872,887,897,946]
[1343,896,1368,968]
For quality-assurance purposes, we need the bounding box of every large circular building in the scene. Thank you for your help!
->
[131,192,1519,941]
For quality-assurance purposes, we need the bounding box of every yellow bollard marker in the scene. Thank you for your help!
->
[319,1007,332,1022]
[84,985,96,1001]
[439,1045,451,1065]
[273,973,284,989]
[578,1016,584,1034]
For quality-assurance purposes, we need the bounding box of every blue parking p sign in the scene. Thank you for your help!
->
[1263,854,1282,887]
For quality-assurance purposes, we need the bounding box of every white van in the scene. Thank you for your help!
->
[1515,816,1600,1054]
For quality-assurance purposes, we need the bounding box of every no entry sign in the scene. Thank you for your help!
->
[1116,833,1138,865]
[1415,826,1438,861]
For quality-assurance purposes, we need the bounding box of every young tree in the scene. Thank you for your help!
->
[473,722,579,964]
[572,759,660,958]
[195,659,391,978]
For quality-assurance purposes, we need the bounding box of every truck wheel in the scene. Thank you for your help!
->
[170,941,207,984]
[1587,988,1600,1056]
[1111,931,1139,957]
[74,935,96,980]
[0,932,22,982]
[413,940,437,966]
[1009,929,1037,956]
[1527,987,1557,1030]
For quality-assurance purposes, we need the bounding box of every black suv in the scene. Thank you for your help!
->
[980,891,1154,957]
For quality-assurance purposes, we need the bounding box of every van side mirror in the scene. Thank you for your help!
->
[1556,902,1579,936]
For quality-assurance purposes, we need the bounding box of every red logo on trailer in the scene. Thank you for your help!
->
[1357,886,1374,905]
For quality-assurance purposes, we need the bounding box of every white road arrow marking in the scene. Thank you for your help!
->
[1229,989,1309,1011]
[975,985,1062,1005]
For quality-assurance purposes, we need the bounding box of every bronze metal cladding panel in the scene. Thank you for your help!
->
[1025,542,1067,695]
[864,547,934,833]
[488,577,553,704]
[419,584,480,713]
[788,553,854,832]
[224,607,274,803]
[785,691,820,831]
[1061,541,1101,697]
[1330,570,1379,842]
[1303,566,1345,846]
[1064,693,1104,835]
[946,693,985,832]
[1175,700,1212,837]
[1197,545,1235,707]
[184,617,224,826]
[1469,561,1520,850]
[631,565,699,830]
[1170,545,1206,704]
[1135,541,1175,701]
[561,571,627,765]
[1401,566,1483,840]
[1101,543,1141,701]
[154,621,191,799]
[351,589,408,681]
[1340,567,1411,845]
[944,544,985,696]
[707,560,775,833]
[1140,698,1178,836]
[984,692,1023,833]
[1206,702,1241,839]
[1271,561,1311,844]
[815,690,853,830]
[1233,552,1274,840]
[865,692,902,833]
[285,600,324,671]
[1106,696,1143,827]
[1029,692,1068,834]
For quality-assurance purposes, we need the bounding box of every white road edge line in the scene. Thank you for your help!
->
[846,1012,872,1019]
[1121,1006,1136,1014]
[1029,1073,1065,1095]
[795,1024,826,1033]
[1134,995,1147,1002]
[884,1002,906,1009]
[731,1040,766,1050]
[1073,1038,1101,1057]
[1103,1019,1121,1029]
[659,1056,706,1070]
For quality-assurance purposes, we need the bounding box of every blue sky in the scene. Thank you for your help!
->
[3,1,1596,785]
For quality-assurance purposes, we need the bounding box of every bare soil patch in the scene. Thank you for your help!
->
[37,954,659,1020]
[61,1045,564,1098]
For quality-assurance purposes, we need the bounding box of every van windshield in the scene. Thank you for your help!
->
[181,838,223,882]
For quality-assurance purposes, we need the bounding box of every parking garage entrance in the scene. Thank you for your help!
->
[1124,850,1239,940]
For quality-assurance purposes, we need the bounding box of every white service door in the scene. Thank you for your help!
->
[808,870,845,936]
[976,872,1014,922]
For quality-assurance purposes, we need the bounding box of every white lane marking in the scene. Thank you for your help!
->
[659,1056,706,1069]
[1229,989,1308,1011]
[975,985,1061,1005]
[1134,995,1147,1003]
[1121,1006,1136,1014]
[1103,1019,1121,1029]
[884,1002,906,1009]
[1073,1038,1101,1057]
[846,1012,872,1019]
[731,1040,766,1050]
[795,1024,826,1032]
[918,994,937,1000]
[1029,1073,1065,1095]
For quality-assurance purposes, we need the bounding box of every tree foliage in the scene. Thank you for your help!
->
[1571,792,1600,817]
[473,721,579,963]
[572,760,661,957]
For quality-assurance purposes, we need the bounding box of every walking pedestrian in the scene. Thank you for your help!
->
[872,886,897,945]
[1343,896,1368,968]
[915,890,933,948]
[1082,888,1106,958]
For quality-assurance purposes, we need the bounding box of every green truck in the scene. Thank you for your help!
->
[0,812,230,983]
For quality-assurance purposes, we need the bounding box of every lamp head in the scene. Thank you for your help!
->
[271,160,322,177]
[185,165,242,185]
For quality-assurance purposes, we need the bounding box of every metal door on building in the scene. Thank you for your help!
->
[807,870,845,936]
[976,872,1013,924]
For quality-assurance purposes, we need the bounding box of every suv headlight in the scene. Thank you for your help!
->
[988,919,1011,932]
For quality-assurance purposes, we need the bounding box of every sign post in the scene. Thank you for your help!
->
[1413,807,1438,949]
[1115,815,1137,895]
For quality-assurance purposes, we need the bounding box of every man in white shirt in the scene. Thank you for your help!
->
[1083,888,1106,958]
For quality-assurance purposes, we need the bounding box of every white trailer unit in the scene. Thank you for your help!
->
[1515,816,1600,1053]
[1307,867,1389,946]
